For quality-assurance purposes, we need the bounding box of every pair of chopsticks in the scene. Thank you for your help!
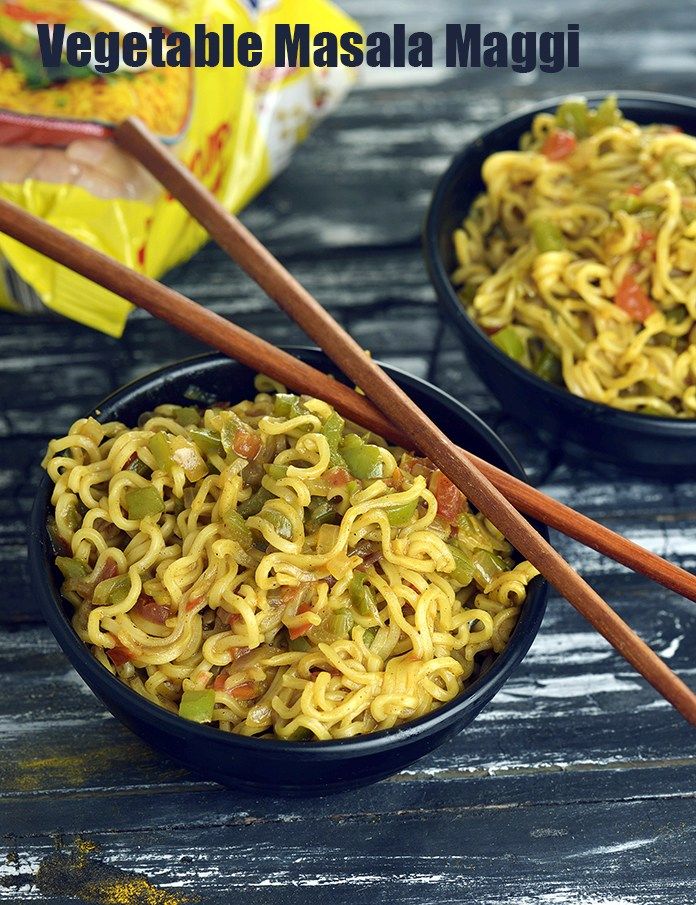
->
[0,118,693,725]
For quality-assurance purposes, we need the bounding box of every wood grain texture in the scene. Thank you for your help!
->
[2,0,696,901]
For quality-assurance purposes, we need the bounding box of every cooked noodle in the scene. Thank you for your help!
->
[452,96,696,417]
[43,377,537,740]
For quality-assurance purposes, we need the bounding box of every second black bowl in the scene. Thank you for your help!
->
[424,91,696,476]
[29,349,548,794]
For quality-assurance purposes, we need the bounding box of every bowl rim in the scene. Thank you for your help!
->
[29,349,548,760]
[424,89,696,435]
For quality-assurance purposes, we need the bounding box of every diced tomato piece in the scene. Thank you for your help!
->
[132,593,171,625]
[326,467,350,486]
[636,230,655,251]
[230,682,258,700]
[288,602,313,640]
[107,644,134,667]
[615,275,656,322]
[541,129,577,161]
[433,472,467,523]
[233,430,261,460]
[627,183,643,196]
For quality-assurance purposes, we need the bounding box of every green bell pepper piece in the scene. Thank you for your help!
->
[262,509,293,540]
[492,326,526,361]
[327,608,354,639]
[342,443,384,480]
[125,485,165,520]
[306,497,338,532]
[473,549,508,586]
[148,432,173,472]
[179,689,216,723]
[555,98,589,137]
[534,347,563,384]
[223,509,253,548]
[349,573,380,619]
[446,544,475,586]
[386,497,418,526]
[237,487,273,518]
[532,219,565,253]
[55,556,90,580]
[591,95,619,132]
[189,427,223,456]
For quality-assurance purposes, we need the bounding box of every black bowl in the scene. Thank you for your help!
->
[29,349,548,794]
[424,91,696,476]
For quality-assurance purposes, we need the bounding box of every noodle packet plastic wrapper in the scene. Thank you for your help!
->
[0,0,358,335]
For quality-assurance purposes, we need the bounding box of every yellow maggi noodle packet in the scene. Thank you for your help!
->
[0,0,358,335]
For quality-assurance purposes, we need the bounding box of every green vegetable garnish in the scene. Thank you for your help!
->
[327,609,354,639]
[288,726,313,741]
[237,487,273,518]
[94,575,132,606]
[322,411,347,468]
[262,509,293,540]
[446,544,474,586]
[349,573,380,619]
[532,219,565,253]
[148,432,172,472]
[362,626,378,648]
[189,427,223,456]
[491,326,526,361]
[179,689,216,723]
[55,556,90,580]
[590,95,620,132]
[609,194,642,214]
[273,394,303,418]
[342,442,384,480]
[62,501,82,533]
[125,485,165,520]
[306,497,338,532]
[534,347,563,384]
[473,549,508,587]
[556,98,589,137]
[385,497,419,526]
[222,508,253,548]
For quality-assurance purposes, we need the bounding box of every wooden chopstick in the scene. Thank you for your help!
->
[0,197,694,725]
[114,118,696,604]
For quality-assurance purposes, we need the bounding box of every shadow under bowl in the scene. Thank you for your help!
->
[29,349,548,794]
[424,91,696,477]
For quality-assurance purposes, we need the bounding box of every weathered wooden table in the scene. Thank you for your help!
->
[1,2,694,902]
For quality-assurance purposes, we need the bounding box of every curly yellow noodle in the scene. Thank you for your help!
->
[43,381,537,740]
[453,97,696,417]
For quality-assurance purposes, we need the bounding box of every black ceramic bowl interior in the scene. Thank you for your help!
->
[29,349,548,794]
[425,91,696,476]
